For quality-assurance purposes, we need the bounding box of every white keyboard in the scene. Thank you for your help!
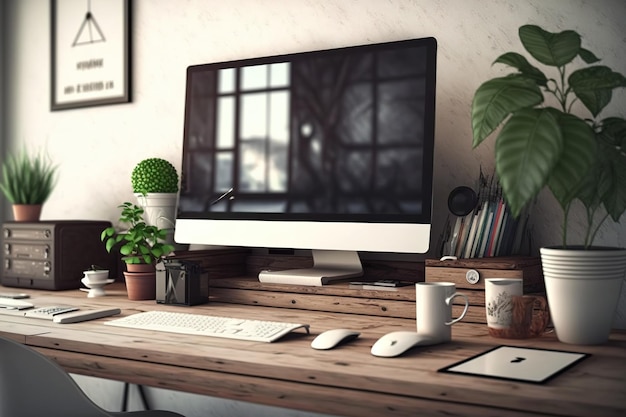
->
[104,310,310,343]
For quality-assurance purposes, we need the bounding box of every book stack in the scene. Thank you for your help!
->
[443,173,530,259]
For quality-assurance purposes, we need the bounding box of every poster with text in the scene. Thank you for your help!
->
[51,0,130,110]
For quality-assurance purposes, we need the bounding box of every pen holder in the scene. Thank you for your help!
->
[156,259,209,306]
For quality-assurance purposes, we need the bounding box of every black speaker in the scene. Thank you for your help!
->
[447,186,478,216]
[1,220,116,290]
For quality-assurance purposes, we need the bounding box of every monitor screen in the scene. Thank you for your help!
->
[175,37,437,285]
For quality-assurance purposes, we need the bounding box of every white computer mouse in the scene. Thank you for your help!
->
[311,329,361,350]
[370,331,438,357]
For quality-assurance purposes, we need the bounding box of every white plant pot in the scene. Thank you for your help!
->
[134,193,178,230]
[540,246,626,345]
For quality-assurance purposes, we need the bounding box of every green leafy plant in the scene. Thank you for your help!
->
[131,158,179,194]
[0,149,57,204]
[101,202,175,264]
[471,24,626,247]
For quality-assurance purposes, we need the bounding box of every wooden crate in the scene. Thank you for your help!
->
[425,256,544,324]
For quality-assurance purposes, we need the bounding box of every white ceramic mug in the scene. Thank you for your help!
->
[485,278,549,339]
[416,282,469,343]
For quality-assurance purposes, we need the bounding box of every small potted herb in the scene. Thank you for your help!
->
[0,148,57,222]
[101,202,175,300]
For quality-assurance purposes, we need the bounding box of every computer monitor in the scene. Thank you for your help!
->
[175,37,437,286]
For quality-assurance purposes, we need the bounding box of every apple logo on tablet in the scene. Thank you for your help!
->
[510,357,526,363]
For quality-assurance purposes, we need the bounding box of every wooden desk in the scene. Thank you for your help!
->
[1,282,624,417]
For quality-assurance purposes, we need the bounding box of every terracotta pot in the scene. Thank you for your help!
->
[125,262,156,273]
[12,204,42,222]
[123,271,157,300]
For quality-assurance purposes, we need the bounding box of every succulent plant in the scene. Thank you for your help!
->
[131,158,179,194]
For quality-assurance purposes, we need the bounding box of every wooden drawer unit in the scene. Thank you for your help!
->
[425,257,544,323]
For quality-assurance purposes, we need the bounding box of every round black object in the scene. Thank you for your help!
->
[447,186,478,216]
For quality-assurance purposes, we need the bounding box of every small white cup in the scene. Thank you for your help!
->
[83,270,109,284]
[485,278,548,339]
[416,282,469,343]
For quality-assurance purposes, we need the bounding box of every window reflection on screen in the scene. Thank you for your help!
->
[180,44,429,221]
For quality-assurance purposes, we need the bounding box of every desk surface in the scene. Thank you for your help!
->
[1,283,624,417]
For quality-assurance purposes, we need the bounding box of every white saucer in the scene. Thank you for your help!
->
[81,278,115,298]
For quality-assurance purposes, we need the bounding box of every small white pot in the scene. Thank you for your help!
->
[540,246,626,345]
[135,192,178,230]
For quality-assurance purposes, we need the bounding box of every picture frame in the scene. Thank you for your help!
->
[51,0,131,110]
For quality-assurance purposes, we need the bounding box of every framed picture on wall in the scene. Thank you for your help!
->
[51,0,131,110]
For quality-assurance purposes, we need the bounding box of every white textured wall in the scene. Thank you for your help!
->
[5,0,626,249]
[3,1,626,416]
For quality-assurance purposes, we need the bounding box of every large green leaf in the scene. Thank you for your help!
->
[494,52,548,86]
[578,48,601,64]
[576,161,603,213]
[472,75,543,147]
[546,111,596,207]
[603,160,626,222]
[519,25,580,67]
[496,108,562,217]
[599,117,626,148]
[597,122,626,221]
[569,66,626,117]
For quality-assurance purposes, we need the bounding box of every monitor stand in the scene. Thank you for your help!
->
[258,250,363,286]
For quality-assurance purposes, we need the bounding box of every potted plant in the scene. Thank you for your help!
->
[0,148,57,222]
[131,157,179,230]
[101,202,175,300]
[471,24,626,344]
